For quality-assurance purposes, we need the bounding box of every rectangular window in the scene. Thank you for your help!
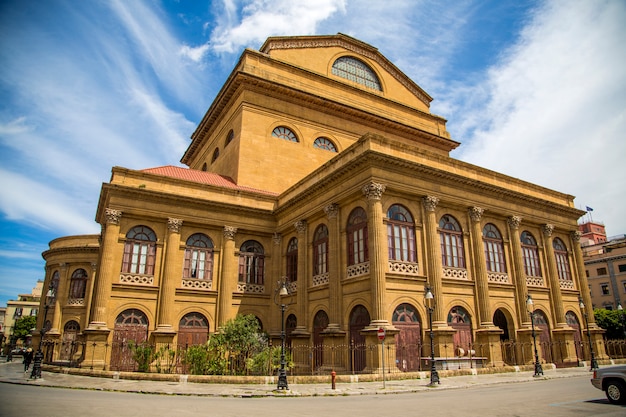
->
[623,282,626,293]
[601,284,610,295]
[597,267,608,276]
[618,264,626,273]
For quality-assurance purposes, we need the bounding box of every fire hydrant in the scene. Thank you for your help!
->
[331,371,336,390]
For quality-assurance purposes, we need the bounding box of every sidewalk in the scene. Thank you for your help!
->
[0,361,592,398]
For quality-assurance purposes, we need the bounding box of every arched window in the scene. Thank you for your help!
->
[347,207,368,266]
[211,148,220,163]
[313,137,337,152]
[313,224,329,275]
[49,270,60,303]
[439,215,465,268]
[225,129,234,147]
[272,126,298,142]
[553,238,571,281]
[521,231,541,277]
[183,233,214,280]
[201,162,207,171]
[387,204,416,262]
[286,237,298,282]
[483,223,506,273]
[178,312,209,347]
[238,240,265,285]
[122,226,157,275]
[331,56,382,91]
[68,268,88,299]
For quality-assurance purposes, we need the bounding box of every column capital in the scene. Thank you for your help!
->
[468,206,485,222]
[104,208,122,225]
[324,203,339,219]
[223,226,237,240]
[542,223,555,237]
[294,220,307,234]
[507,215,522,229]
[167,218,183,233]
[422,196,440,212]
[570,230,582,242]
[362,182,386,200]
[273,232,282,246]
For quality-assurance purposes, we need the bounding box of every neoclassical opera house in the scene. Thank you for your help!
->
[36,34,603,373]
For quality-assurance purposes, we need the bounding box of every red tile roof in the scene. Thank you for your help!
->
[140,165,278,196]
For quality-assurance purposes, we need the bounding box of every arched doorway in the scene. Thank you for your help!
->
[178,312,209,348]
[285,314,297,348]
[494,308,515,365]
[110,309,149,372]
[349,305,370,373]
[392,303,421,371]
[448,306,472,353]
[566,311,583,361]
[59,320,80,363]
[312,310,329,370]
[532,310,552,363]
[493,309,510,341]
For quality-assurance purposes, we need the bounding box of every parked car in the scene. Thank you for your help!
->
[591,365,626,405]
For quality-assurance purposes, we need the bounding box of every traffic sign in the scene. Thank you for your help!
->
[377,327,385,341]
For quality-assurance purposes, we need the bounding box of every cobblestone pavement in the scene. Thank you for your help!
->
[0,359,593,398]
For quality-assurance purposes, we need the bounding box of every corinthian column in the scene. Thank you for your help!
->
[217,226,237,328]
[542,224,567,327]
[156,218,183,332]
[292,220,309,335]
[363,182,389,327]
[87,208,122,329]
[570,231,596,325]
[468,207,493,327]
[422,196,445,325]
[324,204,342,331]
[507,216,530,327]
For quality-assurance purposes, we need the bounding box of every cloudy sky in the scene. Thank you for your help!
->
[0,0,624,307]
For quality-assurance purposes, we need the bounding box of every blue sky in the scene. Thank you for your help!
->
[1,0,624,307]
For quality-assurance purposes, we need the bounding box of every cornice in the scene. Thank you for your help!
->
[42,246,100,260]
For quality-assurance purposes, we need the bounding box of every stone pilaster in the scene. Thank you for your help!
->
[217,226,237,328]
[507,216,530,327]
[542,224,566,328]
[155,218,183,336]
[468,207,493,327]
[422,196,445,326]
[323,203,343,333]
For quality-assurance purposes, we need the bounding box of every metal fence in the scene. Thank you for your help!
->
[39,338,626,375]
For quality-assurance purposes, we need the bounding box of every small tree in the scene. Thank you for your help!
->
[129,341,156,372]
[594,308,626,339]
[13,316,37,343]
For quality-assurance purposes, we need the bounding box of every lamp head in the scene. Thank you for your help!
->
[579,297,585,310]
[424,286,434,308]
[618,303,623,311]
[526,294,533,312]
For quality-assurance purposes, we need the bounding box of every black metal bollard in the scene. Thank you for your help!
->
[30,350,43,379]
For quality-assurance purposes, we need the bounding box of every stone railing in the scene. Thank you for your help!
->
[388,260,419,276]
[559,279,574,289]
[443,267,468,280]
[312,273,329,286]
[66,298,84,306]
[119,274,154,286]
[346,262,369,278]
[182,279,212,290]
[236,283,265,294]
[526,276,544,287]
[487,272,510,284]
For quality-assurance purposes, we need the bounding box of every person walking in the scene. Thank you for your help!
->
[23,348,33,372]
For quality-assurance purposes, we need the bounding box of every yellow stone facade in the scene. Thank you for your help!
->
[35,34,604,372]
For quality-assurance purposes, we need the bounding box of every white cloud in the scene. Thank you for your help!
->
[208,0,346,53]
[448,0,626,235]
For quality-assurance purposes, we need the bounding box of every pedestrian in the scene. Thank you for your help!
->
[23,348,33,372]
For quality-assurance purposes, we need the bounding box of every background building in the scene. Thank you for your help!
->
[2,281,42,354]
[579,221,626,310]
[33,34,600,373]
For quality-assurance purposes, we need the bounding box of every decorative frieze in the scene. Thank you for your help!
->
[362,182,386,200]
[105,208,122,225]
[542,224,555,237]
[182,279,212,290]
[443,267,468,280]
[346,262,370,278]
[422,196,440,212]
[388,260,420,276]
[324,203,339,219]
[507,216,522,230]
[468,206,484,222]
[168,218,183,233]
[295,220,307,234]
[312,273,329,286]
[119,274,154,286]
[223,226,237,240]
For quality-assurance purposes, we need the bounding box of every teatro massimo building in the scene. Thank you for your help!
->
[35,34,604,374]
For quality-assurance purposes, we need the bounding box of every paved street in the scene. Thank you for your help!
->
[0,372,623,417]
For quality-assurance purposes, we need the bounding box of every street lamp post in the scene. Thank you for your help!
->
[30,290,53,379]
[526,295,543,377]
[273,278,293,390]
[424,286,440,386]
[579,297,599,370]
[617,304,626,339]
